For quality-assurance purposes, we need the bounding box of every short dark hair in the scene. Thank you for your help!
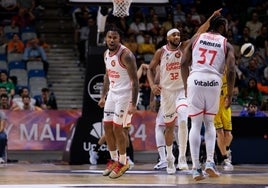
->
[104,24,123,38]
[208,15,226,32]
[0,93,8,99]
[248,100,258,107]
[42,88,49,92]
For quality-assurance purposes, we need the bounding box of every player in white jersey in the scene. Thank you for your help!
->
[98,25,139,179]
[147,9,222,174]
[181,15,236,181]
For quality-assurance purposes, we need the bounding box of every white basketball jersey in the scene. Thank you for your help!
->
[104,45,132,92]
[159,45,184,91]
[191,32,227,77]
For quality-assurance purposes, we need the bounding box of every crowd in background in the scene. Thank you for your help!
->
[2,0,267,113]
[71,0,268,113]
[0,0,57,110]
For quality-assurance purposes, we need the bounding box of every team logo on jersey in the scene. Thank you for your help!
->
[166,53,170,60]
[175,52,181,58]
[111,60,116,67]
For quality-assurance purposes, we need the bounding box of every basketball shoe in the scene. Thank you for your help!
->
[205,161,220,177]
[109,161,130,179]
[223,158,234,171]
[166,156,176,174]
[192,168,205,181]
[176,156,189,170]
[103,160,118,176]
[154,160,168,170]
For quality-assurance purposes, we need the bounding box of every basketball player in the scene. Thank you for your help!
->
[147,9,222,174]
[98,25,139,179]
[181,15,236,181]
[214,74,234,171]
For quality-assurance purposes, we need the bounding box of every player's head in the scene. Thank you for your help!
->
[166,28,181,47]
[104,24,123,51]
[247,100,258,116]
[208,15,227,36]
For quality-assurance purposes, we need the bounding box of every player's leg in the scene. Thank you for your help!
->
[176,97,189,170]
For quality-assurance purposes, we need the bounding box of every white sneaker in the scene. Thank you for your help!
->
[223,159,234,171]
[177,156,189,170]
[166,157,176,174]
[127,156,134,169]
[192,168,205,181]
[205,161,220,177]
[0,157,5,164]
[89,150,98,165]
[154,160,167,170]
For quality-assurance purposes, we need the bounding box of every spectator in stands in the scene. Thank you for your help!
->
[162,13,173,32]
[127,12,147,43]
[0,71,15,99]
[237,26,255,46]
[3,20,20,40]
[137,63,150,110]
[72,5,90,28]
[0,110,7,164]
[12,95,42,111]
[237,78,263,107]
[0,86,7,96]
[238,56,266,87]
[35,87,57,110]
[7,33,25,54]
[11,87,36,110]
[255,25,268,61]
[172,3,186,24]
[239,100,267,117]
[0,93,10,109]
[137,32,156,56]
[245,11,263,39]
[76,16,97,67]
[22,37,48,74]
[123,34,138,56]
[11,7,35,28]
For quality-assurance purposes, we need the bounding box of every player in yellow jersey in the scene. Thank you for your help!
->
[214,74,234,171]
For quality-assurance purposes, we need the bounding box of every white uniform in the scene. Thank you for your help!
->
[159,45,187,124]
[103,44,132,126]
[187,32,227,116]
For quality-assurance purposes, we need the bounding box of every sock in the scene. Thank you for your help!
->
[166,145,173,159]
[110,150,118,161]
[158,146,166,161]
[119,153,127,165]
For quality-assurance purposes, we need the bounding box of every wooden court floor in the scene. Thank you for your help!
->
[0,162,268,188]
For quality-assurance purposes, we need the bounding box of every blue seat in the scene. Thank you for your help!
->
[0,54,7,61]
[8,61,26,71]
[28,69,46,78]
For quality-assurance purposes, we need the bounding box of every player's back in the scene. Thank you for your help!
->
[191,32,227,77]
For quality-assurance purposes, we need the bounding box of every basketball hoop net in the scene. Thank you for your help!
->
[112,0,132,17]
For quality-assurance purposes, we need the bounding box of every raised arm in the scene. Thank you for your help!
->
[195,8,222,36]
